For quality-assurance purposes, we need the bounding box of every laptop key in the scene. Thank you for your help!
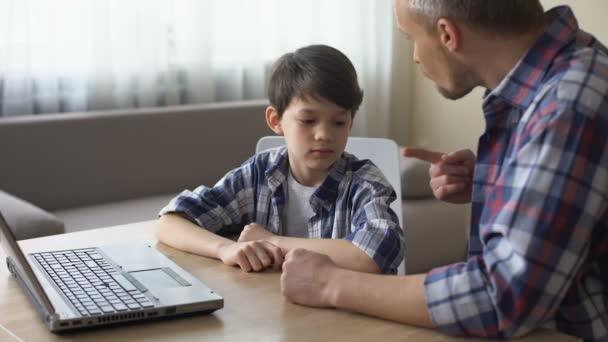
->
[113,303,128,311]
[139,301,154,308]
[100,305,115,313]
[84,261,97,268]
[111,274,137,292]
[89,254,104,260]
[127,303,140,310]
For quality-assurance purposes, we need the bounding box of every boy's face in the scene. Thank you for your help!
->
[266,96,353,186]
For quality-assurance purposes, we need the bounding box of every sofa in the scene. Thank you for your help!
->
[0,100,467,274]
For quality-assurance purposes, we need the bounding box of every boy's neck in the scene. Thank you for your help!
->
[288,165,328,187]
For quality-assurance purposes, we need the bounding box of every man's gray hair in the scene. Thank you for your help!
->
[407,0,545,34]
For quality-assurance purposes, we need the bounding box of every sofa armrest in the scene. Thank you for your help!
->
[0,191,65,240]
[398,147,468,274]
[400,153,433,199]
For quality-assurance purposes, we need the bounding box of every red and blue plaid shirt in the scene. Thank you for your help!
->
[425,6,608,340]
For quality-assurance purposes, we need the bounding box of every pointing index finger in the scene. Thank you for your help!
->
[402,147,445,163]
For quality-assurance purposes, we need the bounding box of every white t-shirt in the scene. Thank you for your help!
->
[282,171,317,237]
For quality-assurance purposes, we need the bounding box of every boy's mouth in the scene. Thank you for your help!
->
[310,148,334,156]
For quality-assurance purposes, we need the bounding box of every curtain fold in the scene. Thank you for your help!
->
[0,0,395,137]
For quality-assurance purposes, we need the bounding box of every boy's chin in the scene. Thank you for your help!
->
[306,159,337,171]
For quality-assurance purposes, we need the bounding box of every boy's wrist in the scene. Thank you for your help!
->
[215,239,235,259]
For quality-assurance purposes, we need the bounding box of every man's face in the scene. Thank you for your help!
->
[277,96,353,185]
[395,0,477,100]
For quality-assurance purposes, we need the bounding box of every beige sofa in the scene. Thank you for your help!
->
[0,100,467,273]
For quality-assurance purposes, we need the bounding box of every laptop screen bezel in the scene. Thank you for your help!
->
[0,211,56,316]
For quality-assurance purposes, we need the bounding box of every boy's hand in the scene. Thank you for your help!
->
[403,147,475,204]
[281,248,337,307]
[217,240,284,272]
[238,223,276,243]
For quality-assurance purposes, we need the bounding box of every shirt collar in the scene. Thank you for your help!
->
[311,152,349,211]
[265,146,290,191]
[484,6,579,113]
[264,146,350,211]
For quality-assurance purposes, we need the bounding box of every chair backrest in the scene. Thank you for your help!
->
[256,136,405,274]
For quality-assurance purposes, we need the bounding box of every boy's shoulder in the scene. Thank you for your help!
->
[246,146,289,175]
[341,152,392,188]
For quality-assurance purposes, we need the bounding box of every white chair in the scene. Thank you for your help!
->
[256,136,405,274]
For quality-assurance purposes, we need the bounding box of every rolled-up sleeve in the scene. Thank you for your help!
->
[159,159,256,233]
[347,172,405,275]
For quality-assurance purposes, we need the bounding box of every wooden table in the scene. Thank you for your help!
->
[0,221,578,341]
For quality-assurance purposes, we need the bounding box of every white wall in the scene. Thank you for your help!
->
[389,1,608,151]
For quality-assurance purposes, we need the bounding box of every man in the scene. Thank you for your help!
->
[280,0,608,340]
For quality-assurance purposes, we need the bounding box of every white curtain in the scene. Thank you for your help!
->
[0,0,394,137]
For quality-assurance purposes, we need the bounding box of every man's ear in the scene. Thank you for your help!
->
[436,18,461,52]
[265,106,284,135]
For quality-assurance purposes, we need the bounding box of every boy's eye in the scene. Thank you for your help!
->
[300,119,315,125]
[335,121,346,127]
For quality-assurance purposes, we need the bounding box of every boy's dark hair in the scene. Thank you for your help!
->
[408,0,545,35]
[267,44,363,116]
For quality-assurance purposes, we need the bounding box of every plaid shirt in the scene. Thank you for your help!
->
[160,146,404,274]
[425,6,608,340]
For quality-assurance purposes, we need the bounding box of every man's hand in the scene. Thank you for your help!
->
[237,223,276,243]
[280,249,338,307]
[403,147,475,204]
[217,240,283,272]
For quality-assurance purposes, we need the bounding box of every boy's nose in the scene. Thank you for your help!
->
[314,125,333,142]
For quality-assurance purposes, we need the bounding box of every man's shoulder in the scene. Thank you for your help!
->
[544,42,608,116]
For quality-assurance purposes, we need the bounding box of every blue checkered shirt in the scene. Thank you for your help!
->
[159,146,404,274]
[425,6,608,340]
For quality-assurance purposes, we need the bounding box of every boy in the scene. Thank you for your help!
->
[156,44,404,274]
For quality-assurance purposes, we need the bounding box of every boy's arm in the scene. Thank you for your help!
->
[157,214,284,272]
[238,223,380,273]
[156,214,234,258]
[271,236,381,273]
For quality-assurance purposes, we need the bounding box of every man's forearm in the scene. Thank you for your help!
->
[156,214,234,259]
[326,268,434,328]
[269,236,381,273]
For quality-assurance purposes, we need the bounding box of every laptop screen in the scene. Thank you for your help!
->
[0,211,56,315]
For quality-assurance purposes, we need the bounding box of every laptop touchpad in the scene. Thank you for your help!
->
[130,269,183,289]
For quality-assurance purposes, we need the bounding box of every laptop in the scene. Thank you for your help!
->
[0,211,223,332]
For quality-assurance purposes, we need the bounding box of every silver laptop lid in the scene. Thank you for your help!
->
[0,211,56,318]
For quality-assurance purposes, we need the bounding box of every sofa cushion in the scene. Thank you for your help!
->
[402,199,467,273]
[399,153,433,199]
[0,190,65,240]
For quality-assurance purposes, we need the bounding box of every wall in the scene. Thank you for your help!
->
[389,1,608,151]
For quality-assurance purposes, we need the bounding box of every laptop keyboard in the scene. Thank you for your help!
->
[32,248,154,316]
